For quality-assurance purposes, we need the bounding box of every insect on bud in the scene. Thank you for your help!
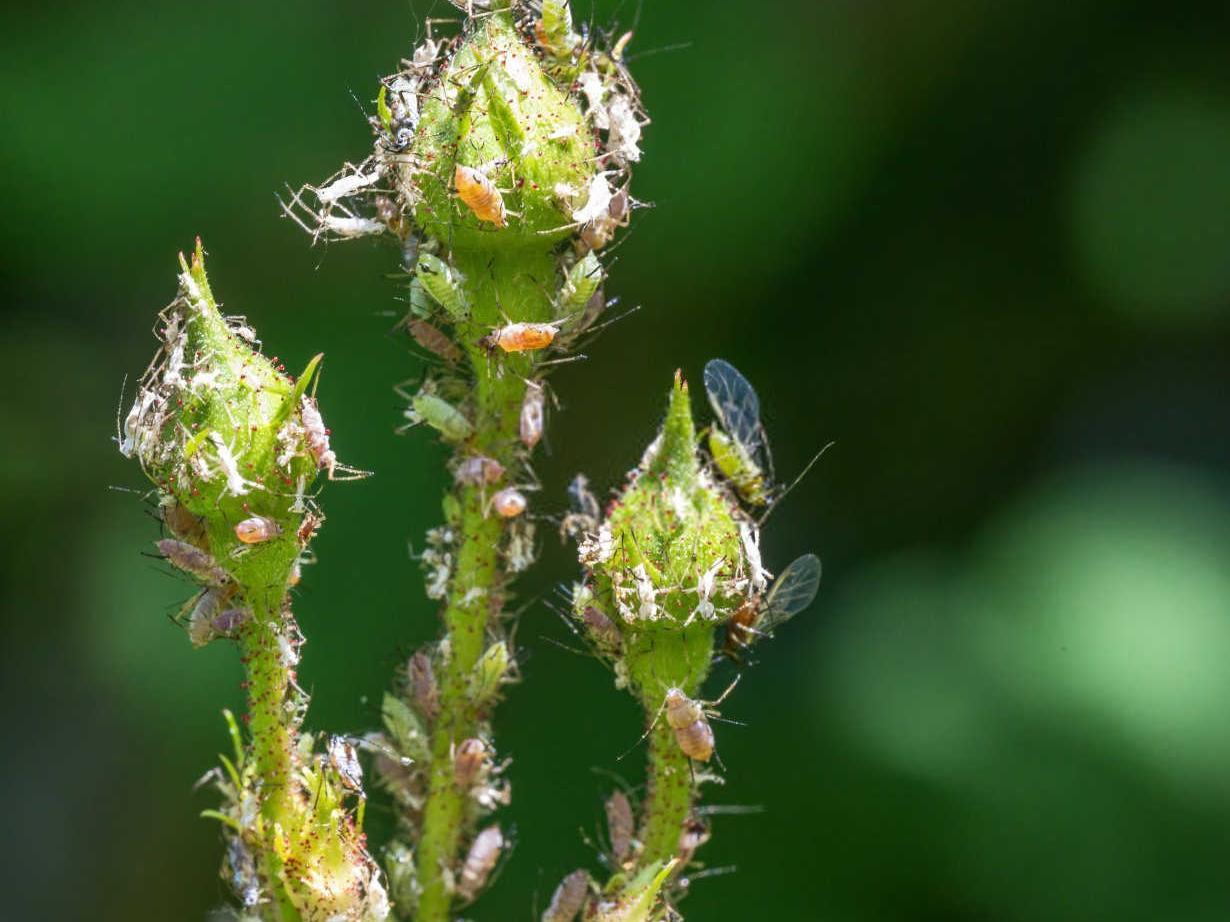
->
[409,392,474,442]
[454,165,508,228]
[453,737,490,789]
[605,789,634,864]
[478,321,562,355]
[158,538,230,586]
[581,605,621,657]
[234,515,281,544]
[491,487,528,519]
[664,688,714,763]
[457,825,503,902]
[327,735,365,792]
[407,651,439,722]
[381,693,429,763]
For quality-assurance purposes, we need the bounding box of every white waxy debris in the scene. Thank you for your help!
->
[691,557,725,623]
[208,432,253,496]
[505,53,532,92]
[578,71,609,129]
[548,123,577,141]
[668,486,690,522]
[607,95,642,162]
[638,432,663,470]
[578,522,614,566]
[739,520,768,594]
[632,563,657,621]
[572,173,614,225]
[316,170,382,205]
[321,215,388,238]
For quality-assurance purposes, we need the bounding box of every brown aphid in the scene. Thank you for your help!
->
[186,587,230,648]
[300,394,338,477]
[408,651,439,721]
[664,688,714,762]
[407,318,463,365]
[157,538,229,586]
[478,321,561,354]
[296,512,322,546]
[581,605,621,656]
[542,869,589,922]
[454,455,506,486]
[234,515,281,545]
[491,487,528,519]
[453,737,490,789]
[161,499,207,545]
[457,825,504,901]
[723,595,761,660]
[520,381,545,449]
[605,789,634,864]
[454,165,507,227]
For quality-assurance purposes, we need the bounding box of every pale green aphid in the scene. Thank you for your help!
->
[558,251,603,314]
[469,641,510,707]
[417,252,470,321]
[411,392,473,441]
[537,0,579,56]
[382,693,429,762]
[704,358,770,507]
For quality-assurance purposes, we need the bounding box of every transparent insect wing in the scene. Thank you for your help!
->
[760,553,822,632]
[703,359,765,460]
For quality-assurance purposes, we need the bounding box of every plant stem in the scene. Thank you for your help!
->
[638,717,693,869]
[414,246,554,921]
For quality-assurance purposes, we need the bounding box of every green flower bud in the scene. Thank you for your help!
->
[122,240,333,596]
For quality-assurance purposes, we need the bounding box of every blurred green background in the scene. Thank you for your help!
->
[3,0,1230,919]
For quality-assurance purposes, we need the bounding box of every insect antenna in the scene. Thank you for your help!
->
[757,440,835,527]
[615,695,667,762]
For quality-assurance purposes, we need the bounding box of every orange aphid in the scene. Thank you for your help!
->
[454,165,507,227]
[478,322,560,354]
[234,515,281,544]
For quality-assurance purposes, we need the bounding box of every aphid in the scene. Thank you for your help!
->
[315,169,381,205]
[605,789,634,864]
[454,455,506,486]
[561,473,601,541]
[408,651,439,721]
[469,641,510,707]
[327,735,365,792]
[491,487,528,519]
[186,587,230,648]
[157,538,230,585]
[520,381,546,449]
[505,519,537,574]
[664,688,715,762]
[725,553,821,658]
[454,165,507,227]
[208,432,254,496]
[407,318,463,364]
[535,0,579,56]
[631,563,657,621]
[478,321,562,354]
[234,515,281,545]
[454,737,490,789]
[225,837,262,909]
[607,94,643,163]
[211,606,250,636]
[457,825,504,901]
[160,499,207,545]
[296,512,322,546]
[558,252,604,314]
[580,605,621,656]
[542,869,589,922]
[739,520,768,594]
[572,173,614,225]
[416,253,471,321]
[703,359,770,507]
[409,392,474,441]
[321,214,387,238]
[299,395,338,478]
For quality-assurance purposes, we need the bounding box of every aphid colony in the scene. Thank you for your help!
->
[368,637,517,913]
[562,367,823,899]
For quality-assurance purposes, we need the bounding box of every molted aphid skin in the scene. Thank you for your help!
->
[542,869,588,922]
[605,789,634,864]
[454,455,506,486]
[676,814,710,867]
[157,538,230,586]
[225,837,263,909]
[491,487,528,518]
[408,651,439,721]
[328,735,365,792]
[454,165,508,227]
[453,737,489,788]
[520,381,545,449]
[300,394,338,479]
[581,605,621,656]
[664,688,714,762]
[478,321,561,354]
[234,515,282,544]
[457,826,504,902]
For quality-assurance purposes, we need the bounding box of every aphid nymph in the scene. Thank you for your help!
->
[234,515,281,545]
[454,164,507,227]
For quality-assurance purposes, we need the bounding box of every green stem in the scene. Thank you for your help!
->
[638,717,693,868]
[414,246,554,922]
[240,587,303,922]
